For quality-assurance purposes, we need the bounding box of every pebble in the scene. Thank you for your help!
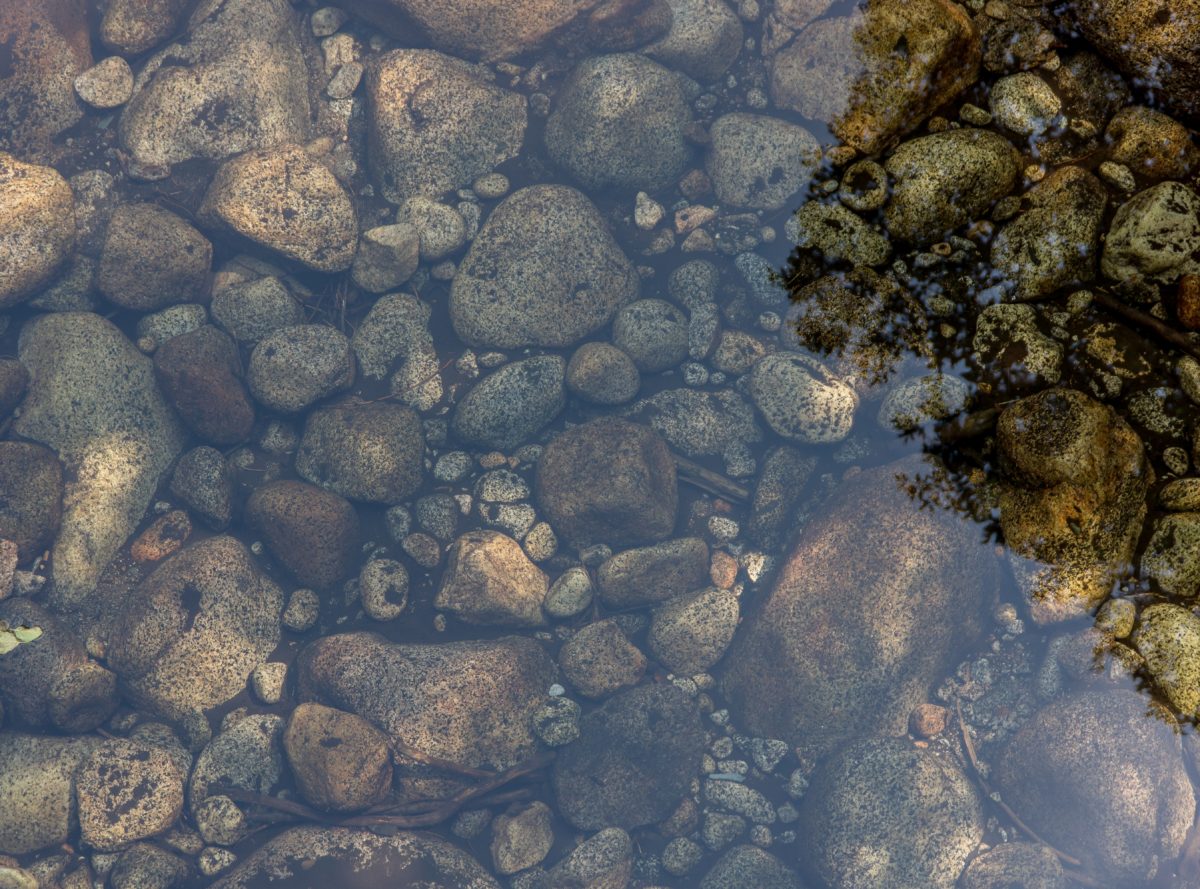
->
[73,57,134,109]
[251,663,287,704]
[282,588,320,632]
[989,71,1062,136]
[544,567,595,618]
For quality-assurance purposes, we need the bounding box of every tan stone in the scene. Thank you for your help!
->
[283,703,392,812]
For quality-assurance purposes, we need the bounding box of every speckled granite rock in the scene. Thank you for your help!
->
[0,153,75,308]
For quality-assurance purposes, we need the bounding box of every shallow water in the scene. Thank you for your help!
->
[1,0,1200,887]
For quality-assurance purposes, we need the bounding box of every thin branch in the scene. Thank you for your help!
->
[387,738,495,779]
[1092,290,1200,364]
[671,452,750,502]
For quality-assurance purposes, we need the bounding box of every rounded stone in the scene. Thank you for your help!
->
[798,737,983,889]
[76,740,186,851]
[350,224,419,294]
[296,402,424,504]
[544,567,595,618]
[566,342,640,405]
[0,153,75,308]
[450,355,566,451]
[358,558,409,622]
[283,702,392,813]
[435,530,548,628]
[559,619,647,699]
[394,197,468,261]
[245,481,360,588]
[545,53,692,191]
[199,145,358,274]
[153,325,254,445]
[0,442,63,561]
[169,446,234,531]
[490,801,553,875]
[612,299,689,373]
[1134,603,1200,714]
[1100,181,1200,284]
[248,324,355,414]
[648,586,739,675]
[211,277,304,344]
[645,0,743,82]
[746,352,858,443]
[73,56,134,109]
[706,113,820,211]
[451,185,639,349]
[1106,105,1199,181]
[989,72,1062,137]
[959,843,1064,889]
[1140,513,1200,597]
[878,374,972,431]
[282,588,320,633]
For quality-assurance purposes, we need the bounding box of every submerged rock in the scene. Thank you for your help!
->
[435,530,549,628]
[645,0,742,81]
[1105,106,1199,181]
[245,480,359,588]
[747,352,858,444]
[559,618,646,698]
[107,536,282,721]
[450,355,566,451]
[0,442,63,561]
[296,402,425,504]
[365,49,526,203]
[798,737,983,889]
[119,0,315,172]
[884,128,1021,244]
[1141,512,1200,597]
[14,313,183,608]
[536,417,678,548]
[597,537,709,609]
[993,689,1194,884]
[0,732,100,855]
[0,153,75,309]
[210,826,498,888]
[706,113,820,212]
[721,455,995,763]
[351,293,443,411]
[552,683,704,830]
[98,203,211,311]
[283,703,392,813]
[76,738,186,851]
[996,389,1151,623]
[770,0,980,155]
[247,324,355,414]
[154,325,255,446]
[101,0,188,54]
[1133,603,1200,715]
[451,185,638,349]
[545,54,691,192]
[1100,181,1200,284]
[959,844,1064,889]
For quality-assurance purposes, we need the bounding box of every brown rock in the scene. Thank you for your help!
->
[0,0,91,159]
[908,703,950,738]
[770,0,980,155]
[76,739,186,851]
[535,417,678,548]
[245,481,359,588]
[0,153,75,308]
[339,0,605,61]
[283,703,392,812]
[490,801,554,875]
[101,0,189,54]
[721,455,995,763]
[98,203,212,311]
[597,537,710,608]
[435,531,548,628]
[200,145,357,273]
[1106,106,1200,181]
[1178,274,1200,331]
[154,326,255,445]
[586,0,672,50]
[559,619,647,699]
[130,510,192,563]
[0,442,62,561]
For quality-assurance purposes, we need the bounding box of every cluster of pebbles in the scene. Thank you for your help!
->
[1,0,1200,887]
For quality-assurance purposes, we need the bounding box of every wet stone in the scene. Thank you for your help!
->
[247,324,355,414]
[490,801,553,875]
[351,293,442,410]
[169,447,233,531]
[189,714,285,813]
[531,696,582,748]
[251,662,287,704]
[73,56,133,109]
[0,442,63,561]
[296,402,424,504]
[544,567,595,619]
[1106,105,1199,181]
[76,739,186,851]
[1134,603,1200,716]
[451,185,639,350]
[350,224,419,294]
[799,737,982,889]
[959,843,1064,889]
[789,201,891,267]
[1140,512,1200,597]
[366,49,526,203]
[545,54,691,192]
[706,113,820,212]
[109,843,190,889]
[137,304,208,350]
[626,388,762,468]
[282,588,320,632]
[436,530,548,628]
[283,702,392,812]
[884,128,1021,244]
[613,299,690,373]
[553,683,704,830]
[0,153,75,309]
[699,845,803,889]
[154,326,254,446]
[989,71,1062,137]
[646,0,742,81]
[559,619,647,699]
[597,537,709,609]
[648,586,739,675]
[394,197,468,261]
[566,342,640,405]
[1100,181,1200,284]
[211,277,304,344]
[535,417,677,549]
[245,481,359,589]
[973,303,1063,388]
[451,355,566,451]
[195,795,247,846]
[0,733,101,855]
[747,352,858,444]
[705,779,775,825]
[546,827,633,889]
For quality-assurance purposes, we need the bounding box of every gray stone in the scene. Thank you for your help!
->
[209,826,498,888]
[490,801,553,875]
[0,732,100,855]
[648,586,739,674]
[451,356,566,451]
[1134,603,1200,714]
[645,0,742,81]
[699,846,803,889]
[1100,181,1200,284]
[350,224,419,293]
[435,530,548,628]
[366,49,526,202]
[200,145,358,274]
[991,166,1106,301]
[798,737,982,889]
[169,446,233,530]
[747,352,858,444]
[451,185,638,349]
[188,714,285,813]
[612,299,689,373]
[351,293,443,410]
[0,442,63,561]
[706,113,819,211]
[136,303,208,349]
[283,703,392,812]
[566,342,640,405]
[722,455,996,762]
[552,684,704,830]
[973,303,1063,388]
[211,277,304,344]
[559,618,646,698]
[790,201,891,266]
[993,689,1195,884]
[394,197,468,261]
[959,843,1064,889]
[885,128,1021,244]
[545,828,632,889]
[0,153,75,308]
[296,401,424,503]
[989,71,1062,137]
[107,536,283,721]
[624,387,762,459]
[669,259,719,310]
[544,567,595,618]
[1140,512,1200,597]
[119,0,316,172]
[110,843,190,889]
[14,313,183,607]
[358,558,409,621]
[545,53,691,191]
[248,324,355,413]
[878,374,972,431]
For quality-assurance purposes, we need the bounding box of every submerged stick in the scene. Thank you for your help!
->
[672,452,750,502]
[1092,290,1200,364]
